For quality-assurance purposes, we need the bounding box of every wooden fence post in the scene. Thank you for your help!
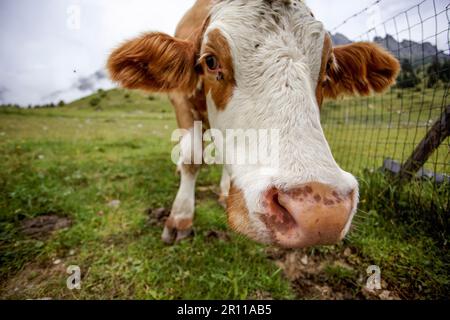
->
[399,104,450,181]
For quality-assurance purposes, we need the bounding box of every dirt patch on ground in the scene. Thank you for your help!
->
[20,215,72,239]
[146,207,170,227]
[248,290,274,300]
[0,261,68,299]
[266,247,401,300]
[205,230,231,242]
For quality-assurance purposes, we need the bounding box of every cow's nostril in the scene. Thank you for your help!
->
[265,189,297,232]
[272,193,288,218]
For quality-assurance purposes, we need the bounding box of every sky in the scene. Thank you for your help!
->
[0,0,448,106]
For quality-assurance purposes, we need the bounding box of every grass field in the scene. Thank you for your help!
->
[0,88,448,299]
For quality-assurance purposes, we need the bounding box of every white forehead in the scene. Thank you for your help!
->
[206,0,326,86]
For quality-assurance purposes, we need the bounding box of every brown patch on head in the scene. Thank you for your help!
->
[200,29,236,110]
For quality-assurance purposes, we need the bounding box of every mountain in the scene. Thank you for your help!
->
[374,35,449,66]
[331,33,352,46]
[331,33,449,66]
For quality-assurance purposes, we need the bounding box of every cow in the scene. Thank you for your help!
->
[107,0,400,248]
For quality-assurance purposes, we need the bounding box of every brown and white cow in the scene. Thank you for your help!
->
[107,0,400,248]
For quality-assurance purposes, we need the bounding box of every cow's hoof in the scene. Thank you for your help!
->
[161,226,193,245]
[161,226,176,244]
[175,228,194,243]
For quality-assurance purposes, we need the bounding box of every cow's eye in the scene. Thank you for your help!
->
[205,55,219,71]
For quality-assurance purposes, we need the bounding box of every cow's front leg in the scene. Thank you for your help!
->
[162,163,200,244]
[162,123,202,244]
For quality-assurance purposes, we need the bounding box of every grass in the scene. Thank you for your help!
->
[0,88,448,299]
[348,172,449,299]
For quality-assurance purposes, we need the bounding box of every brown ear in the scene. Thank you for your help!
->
[107,33,198,92]
[323,42,400,99]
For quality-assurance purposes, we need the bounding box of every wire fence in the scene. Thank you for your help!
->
[321,0,449,215]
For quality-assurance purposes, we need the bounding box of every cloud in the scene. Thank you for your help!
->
[77,71,107,91]
[0,0,193,105]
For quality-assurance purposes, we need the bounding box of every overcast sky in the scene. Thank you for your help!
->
[0,0,448,105]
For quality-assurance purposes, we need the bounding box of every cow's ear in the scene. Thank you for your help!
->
[107,32,199,93]
[323,42,400,99]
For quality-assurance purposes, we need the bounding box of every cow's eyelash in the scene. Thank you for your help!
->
[198,53,208,63]
[198,53,214,63]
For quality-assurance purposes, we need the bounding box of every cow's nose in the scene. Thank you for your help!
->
[262,183,356,248]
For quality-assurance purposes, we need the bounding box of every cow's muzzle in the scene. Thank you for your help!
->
[261,182,356,248]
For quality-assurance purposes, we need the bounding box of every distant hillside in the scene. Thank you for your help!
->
[331,33,449,66]
[63,88,174,114]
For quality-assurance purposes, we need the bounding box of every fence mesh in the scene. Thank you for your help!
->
[321,0,449,219]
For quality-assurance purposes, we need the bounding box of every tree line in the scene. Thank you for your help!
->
[397,57,450,89]
[0,100,66,109]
